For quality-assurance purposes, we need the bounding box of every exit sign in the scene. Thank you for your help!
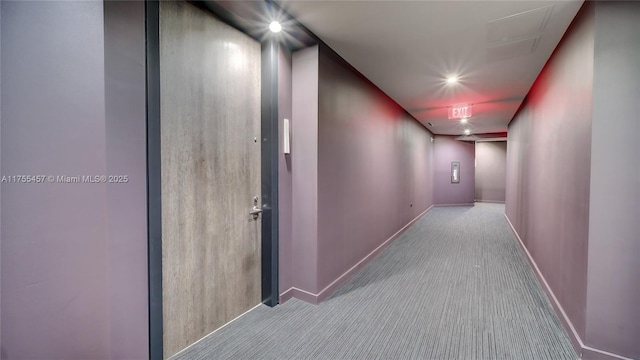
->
[448,105,472,119]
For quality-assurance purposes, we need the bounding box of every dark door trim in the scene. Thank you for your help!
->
[145,1,280,358]
[144,2,163,359]
[261,38,279,306]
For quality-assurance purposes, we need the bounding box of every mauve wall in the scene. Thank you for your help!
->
[475,141,507,203]
[433,136,475,205]
[1,3,109,357]
[505,2,594,344]
[316,44,434,293]
[586,2,640,358]
[0,2,148,358]
[103,2,148,358]
[278,46,293,300]
[291,46,320,297]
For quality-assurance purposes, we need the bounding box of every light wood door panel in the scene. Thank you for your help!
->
[160,2,262,358]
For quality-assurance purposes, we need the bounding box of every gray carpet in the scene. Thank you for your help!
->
[173,203,577,360]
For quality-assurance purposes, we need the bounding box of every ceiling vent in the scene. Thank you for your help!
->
[487,5,553,44]
[486,5,552,62]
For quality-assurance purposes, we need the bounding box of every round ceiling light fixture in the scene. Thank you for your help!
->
[460,118,468,124]
[464,129,471,135]
[269,21,282,33]
[446,76,458,85]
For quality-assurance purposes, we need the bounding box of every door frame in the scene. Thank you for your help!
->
[145,1,280,358]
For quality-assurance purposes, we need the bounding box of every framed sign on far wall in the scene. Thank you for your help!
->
[451,161,460,183]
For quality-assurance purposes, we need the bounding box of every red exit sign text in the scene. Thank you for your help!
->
[448,105,472,119]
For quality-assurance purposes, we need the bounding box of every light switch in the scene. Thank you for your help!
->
[283,118,290,154]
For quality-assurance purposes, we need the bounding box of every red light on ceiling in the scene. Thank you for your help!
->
[448,104,472,119]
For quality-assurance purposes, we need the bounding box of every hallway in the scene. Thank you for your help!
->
[1,1,638,358]
[174,203,576,360]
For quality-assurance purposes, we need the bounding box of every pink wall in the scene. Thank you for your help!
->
[287,44,434,302]
[506,0,593,352]
[1,3,109,357]
[103,2,149,358]
[475,141,507,203]
[1,2,148,358]
[433,136,475,205]
[316,44,434,294]
[290,46,320,299]
[586,2,640,358]
[278,46,294,301]
[507,3,640,358]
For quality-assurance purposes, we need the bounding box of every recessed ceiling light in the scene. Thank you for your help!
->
[464,129,471,135]
[269,21,282,33]
[446,76,458,84]
[460,118,468,123]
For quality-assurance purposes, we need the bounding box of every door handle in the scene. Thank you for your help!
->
[249,206,263,216]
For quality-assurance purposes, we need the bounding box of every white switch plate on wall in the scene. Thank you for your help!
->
[283,118,290,154]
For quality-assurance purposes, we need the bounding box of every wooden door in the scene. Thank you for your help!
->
[159,2,262,357]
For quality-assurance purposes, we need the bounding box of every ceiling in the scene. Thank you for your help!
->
[278,0,584,136]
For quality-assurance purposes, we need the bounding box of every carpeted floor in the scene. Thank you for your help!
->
[173,203,577,360]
